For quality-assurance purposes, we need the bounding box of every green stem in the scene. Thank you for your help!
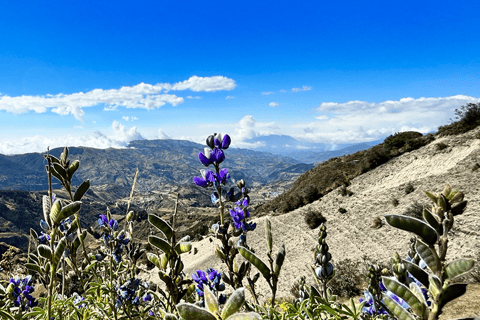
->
[47,228,57,320]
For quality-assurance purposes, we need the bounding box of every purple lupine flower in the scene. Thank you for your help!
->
[192,270,208,283]
[98,214,109,227]
[8,276,37,310]
[193,169,215,187]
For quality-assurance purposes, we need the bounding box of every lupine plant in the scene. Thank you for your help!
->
[312,223,335,300]
[238,218,286,308]
[383,184,475,320]
[147,194,193,313]
[194,133,257,290]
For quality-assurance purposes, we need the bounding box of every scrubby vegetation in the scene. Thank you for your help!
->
[259,131,434,214]
[0,133,477,320]
[438,102,480,136]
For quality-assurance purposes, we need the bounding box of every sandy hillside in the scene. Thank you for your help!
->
[142,128,480,313]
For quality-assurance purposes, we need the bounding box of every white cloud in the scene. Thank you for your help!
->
[0,121,145,155]
[171,76,236,92]
[262,92,275,95]
[225,96,234,99]
[299,95,480,143]
[156,129,170,140]
[122,116,138,121]
[315,115,328,120]
[234,115,257,140]
[0,76,235,121]
[187,96,201,99]
[279,89,286,93]
[292,85,312,92]
[269,102,280,107]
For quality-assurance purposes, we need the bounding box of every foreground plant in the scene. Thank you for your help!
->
[176,287,261,320]
[383,184,475,320]
[238,218,285,308]
[147,194,193,313]
[194,133,257,290]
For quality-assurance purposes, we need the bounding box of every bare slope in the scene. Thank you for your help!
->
[150,127,480,311]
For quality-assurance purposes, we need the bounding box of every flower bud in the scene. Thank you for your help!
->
[206,135,215,149]
[237,179,245,188]
[126,211,134,222]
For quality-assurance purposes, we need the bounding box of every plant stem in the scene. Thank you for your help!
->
[47,227,57,320]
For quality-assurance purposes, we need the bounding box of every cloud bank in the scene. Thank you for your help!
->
[305,95,480,143]
[0,76,235,121]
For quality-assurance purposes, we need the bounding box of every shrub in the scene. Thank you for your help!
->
[438,102,480,135]
[435,142,448,151]
[304,208,326,229]
[404,182,415,195]
[402,201,425,219]
[338,185,354,197]
[338,207,347,214]
[327,259,364,298]
[384,131,423,151]
[371,217,383,229]
[472,163,480,171]
[391,198,399,207]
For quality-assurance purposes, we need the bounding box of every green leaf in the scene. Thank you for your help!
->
[85,261,97,272]
[158,270,170,283]
[60,147,69,163]
[42,195,52,227]
[0,309,14,320]
[147,253,161,269]
[164,313,178,320]
[175,241,192,254]
[50,201,82,226]
[148,235,172,255]
[46,164,64,183]
[265,218,273,252]
[439,283,468,309]
[226,313,263,320]
[74,180,90,201]
[402,260,429,288]
[72,230,87,253]
[238,246,271,281]
[409,282,428,309]
[425,191,438,203]
[384,214,438,245]
[382,277,425,317]
[30,228,38,239]
[442,184,452,198]
[451,200,468,216]
[444,259,475,281]
[274,244,285,277]
[148,214,173,239]
[383,295,415,320]
[37,245,52,260]
[53,236,67,270]
[423,208,442,235]
[221,287,245,319]
[177,303,216,320]
[25,263,43,274]
[67,160,79,177]
[429,274,442,299]
[204,286,219,316]
[53,162,67,179]
[416,239,441,274]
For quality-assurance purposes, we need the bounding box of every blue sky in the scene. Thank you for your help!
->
[1,0,480,154]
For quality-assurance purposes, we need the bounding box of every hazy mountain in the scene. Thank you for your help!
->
[244,134,382,163]
[0,139,306,191]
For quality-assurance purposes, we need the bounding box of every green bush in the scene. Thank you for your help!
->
[304,208,326,229]
[438,102,480,136]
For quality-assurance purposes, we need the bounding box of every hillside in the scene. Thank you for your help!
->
[259,131,434,213]
[162,125,480,318]
[0,139,307,192]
